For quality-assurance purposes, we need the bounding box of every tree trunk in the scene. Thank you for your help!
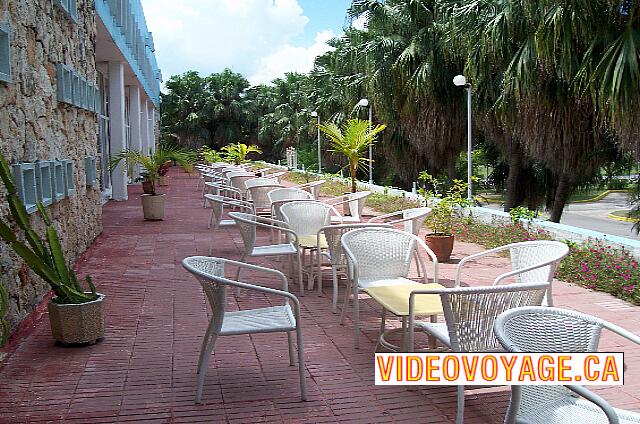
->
[350,162,357,193]
[550,173,572,223]
[504,148,522,211]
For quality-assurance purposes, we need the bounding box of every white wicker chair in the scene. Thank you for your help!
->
[228,212,304,294]
[245,177,280,189]
[228,171,256,200]
[317,223,392,313]
[293,180,325,199]
[455,240,570,306]
[326,191,372,223]
[247,183,282,216]
[268,188,313,222]
[494,306,640,424]
[407,283,550,424]
[368,207,432,276]
[341,227,439,348]
[280,201,342,289]
[202,181,241,207]
[203,195,253,254]
[182,256,307,403]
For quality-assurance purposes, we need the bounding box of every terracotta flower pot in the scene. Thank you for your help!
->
[48,294,105,345]
[425,234,455,262]
[141,193,165,220]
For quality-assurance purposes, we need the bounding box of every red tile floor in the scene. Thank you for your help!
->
[0,168,638,423]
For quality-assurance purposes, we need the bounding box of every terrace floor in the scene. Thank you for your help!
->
[1,168,639,423]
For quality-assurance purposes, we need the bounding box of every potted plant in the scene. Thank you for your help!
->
[418,172,472,262]
[0,152,104,345]
[111,146,189,221]
[318,119,386,193]
[221,142,262,165]
[200,146,223,165]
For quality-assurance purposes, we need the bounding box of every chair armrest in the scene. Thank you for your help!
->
[416,238,439,284]
[455,245,514,286]
[492,258,559,286]
[367,211,402,223]
[565,385,620,424]
[253,219,299,244]
[408,288,446,352]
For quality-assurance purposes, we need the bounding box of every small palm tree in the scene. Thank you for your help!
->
[110,146,191,195]
[221,142,262,164]
[319,119,386,193]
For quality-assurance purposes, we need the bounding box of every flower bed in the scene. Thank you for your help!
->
[453,218,640,305]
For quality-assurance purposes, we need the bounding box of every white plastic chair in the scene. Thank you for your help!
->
[280,201,342,288]
[228,212,304,294]
[341,227,439,348]
[293,180,325,200]
[325,191,372,223]
[228,171,256,200]
[203,195,253,254]
[182,256,307,403]
[202,181,241,207]
[316,223,392,313]
[494,306,640,424]
[245,177,280,189]
[407,283,550,424]
[455,240,569,306]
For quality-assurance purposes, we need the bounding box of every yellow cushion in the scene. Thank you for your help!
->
[365,283,444,317]
[297,234,327,249]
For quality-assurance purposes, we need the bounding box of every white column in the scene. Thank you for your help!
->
[140,99,149,156]
[128,86,142,179]
[150,105,157,153]
[146,102,154,154]
[108,61,128,201]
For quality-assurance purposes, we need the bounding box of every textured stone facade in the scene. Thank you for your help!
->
[0,0,102,331]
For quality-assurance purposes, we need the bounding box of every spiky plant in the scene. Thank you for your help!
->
[0,282,8,347]
[0,152,97,305]
[221,143,262,165]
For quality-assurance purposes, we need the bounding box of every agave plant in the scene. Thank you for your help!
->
[318,119,386,193]
[221,142,262,164]
[0,152,97,305]
[110,145,191,195]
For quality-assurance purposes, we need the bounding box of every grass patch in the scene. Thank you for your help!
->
[366,192,420,214]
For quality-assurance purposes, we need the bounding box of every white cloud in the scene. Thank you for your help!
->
[352,13,369,31]
[249,30,335,85]
[140,0,333,86]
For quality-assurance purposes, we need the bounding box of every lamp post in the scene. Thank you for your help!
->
[358,98,373,184]
[311,111,321,173]
[453,75,473,201]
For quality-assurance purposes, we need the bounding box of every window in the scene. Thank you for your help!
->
[85,156,97,187]
[51,161,66,202]
[35,161,53,207]
[12,164,38,214]
[63,160,75,196]
[53,0,78,22]
[56,64,73,104]
[72,73,82,107]
[0,22,11,83]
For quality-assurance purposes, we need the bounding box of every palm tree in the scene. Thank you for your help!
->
[319,119,386,193]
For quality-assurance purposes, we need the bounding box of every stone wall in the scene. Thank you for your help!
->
[0,0,102,331]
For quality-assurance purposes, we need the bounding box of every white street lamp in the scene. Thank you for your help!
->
[453,75,473,201]
[311,111,321,173]
[358,98,373,184]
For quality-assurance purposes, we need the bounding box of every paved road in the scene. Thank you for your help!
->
[485,192,640,239]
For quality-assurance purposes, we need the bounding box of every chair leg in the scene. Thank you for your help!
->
[197,319,216,374]
[339,279,351,324]
[307,249,315,291]
[414,250,423,277]
[295,325,307,401]
[331,267,339,314]
[196,332,218,403]
[375,308,387,352]
[235,254,247,296]
[456,385,465,424]
[353,283,360,349]
[208,209,214,229]
[296,252,304,296]
[287,332,295,366]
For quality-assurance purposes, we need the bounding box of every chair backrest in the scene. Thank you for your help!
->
[248,184,282,210]
[245,177,279,189]
[400,207,431,235]
[507,241,570,284]
[439,284,549,353]
[321,223,393,267]
[280,201,336,237]
[206,195,252,229]
[341,227,418,280]
[229,173,256,194]
[494,306,606,418]
[228,212,259,252]
[296,180,325,199]
[182,256,227,327]
[267,188,313,203]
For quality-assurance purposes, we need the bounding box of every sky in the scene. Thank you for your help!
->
[140,0,353,87]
